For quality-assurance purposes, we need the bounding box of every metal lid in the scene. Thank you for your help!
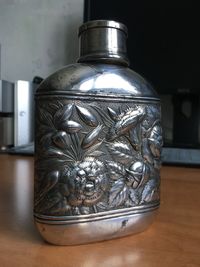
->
[78,20,128,37]
[78,20,129,66]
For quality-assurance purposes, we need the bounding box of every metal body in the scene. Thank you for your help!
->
[34,20,162,245]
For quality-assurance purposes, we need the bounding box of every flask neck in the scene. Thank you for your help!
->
[77,20,129,66]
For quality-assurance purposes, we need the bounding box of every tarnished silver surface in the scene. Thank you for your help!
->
[34,20,162,245]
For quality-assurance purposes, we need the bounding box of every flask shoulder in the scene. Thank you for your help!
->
[36,63,159,100]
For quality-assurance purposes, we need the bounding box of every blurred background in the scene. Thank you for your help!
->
[0,0,83,151]
[0,0,200,165]
[0,0,83,82]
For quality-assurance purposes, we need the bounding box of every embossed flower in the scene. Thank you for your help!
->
[65,158,109,206]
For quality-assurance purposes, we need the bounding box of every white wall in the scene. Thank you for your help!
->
[0,0,84,82]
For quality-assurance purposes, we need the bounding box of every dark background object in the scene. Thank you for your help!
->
[173,94,199,147]
[32,76,44,85]
[84,0,200,94]
[84,0,200,157]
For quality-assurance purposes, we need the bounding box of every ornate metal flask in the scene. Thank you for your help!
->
[34,20,162,245]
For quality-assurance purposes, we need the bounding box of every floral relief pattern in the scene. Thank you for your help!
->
[34,100,162,216]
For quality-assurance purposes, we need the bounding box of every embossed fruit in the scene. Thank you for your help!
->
[66,158,109,206]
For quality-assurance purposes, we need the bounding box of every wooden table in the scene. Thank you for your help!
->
[0,154,200,267]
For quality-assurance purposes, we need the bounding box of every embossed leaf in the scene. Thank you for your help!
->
[90,104,113,127]
[96,201,108,211]
[52,131,70,149]
[142,139,154,164]
[129,189,139,205]
[84,140,103,157]
[48,101,63,113]
[87,150,105,157]
[59,183,70,197]
[107,107,118,121]
[108,106,145,138]
[141,179,158,203]
[36,192,63,213]
[39,132,53,149]
[76,106,98,127]
[109,179,128,208]
[70,133,81,153]
[148,139,161,158]
[106,161,125,180]
[35,170,60,206]
[53,104,73,126]
[38,124,53,137]
[81,124,103,149]
[45,147,67,159]
[38,107,54,127]
[60,120,82,133]
[48,199,71,215]
[130,126,142,151]
[107,142,133,164]
[80,206,90,215]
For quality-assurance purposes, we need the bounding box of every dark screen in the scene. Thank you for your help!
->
[84,0,200,94]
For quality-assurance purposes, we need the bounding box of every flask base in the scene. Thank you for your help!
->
[34,204,159,245]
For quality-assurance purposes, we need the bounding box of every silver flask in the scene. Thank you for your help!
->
[34,20,163,245]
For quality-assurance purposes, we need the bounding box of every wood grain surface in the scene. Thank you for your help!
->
[0,155,200,267]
